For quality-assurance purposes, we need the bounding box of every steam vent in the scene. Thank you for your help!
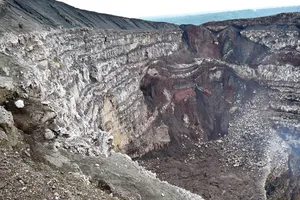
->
[0,0,300,199]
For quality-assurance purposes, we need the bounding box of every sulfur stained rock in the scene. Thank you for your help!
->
[229,106,239,114]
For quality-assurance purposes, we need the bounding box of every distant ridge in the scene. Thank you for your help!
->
[0,0,178,33]
[145,6,300,25]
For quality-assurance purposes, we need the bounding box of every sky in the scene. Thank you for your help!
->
[59,0,300,18]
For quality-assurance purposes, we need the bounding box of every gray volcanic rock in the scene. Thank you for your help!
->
[0,27,182,157]
[138,13,300,200]
[0,148,121,200]
[0,0,300,199]
[0,0,203,199]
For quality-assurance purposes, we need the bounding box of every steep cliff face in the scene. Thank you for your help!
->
[0,28,182,156]
[0,0,300,199]
[0,1,204,200]
[138,13,300,200]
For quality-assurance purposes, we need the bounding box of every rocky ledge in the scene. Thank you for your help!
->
[138,13,300,200]
[0,0,300,199]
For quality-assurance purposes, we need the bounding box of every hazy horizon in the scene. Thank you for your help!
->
[143,6,300,25]
[58,0,300,18]
[142,5,300,19]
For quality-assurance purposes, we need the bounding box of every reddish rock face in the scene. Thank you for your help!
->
[1,1,300,198]
[182,25,221,59]
[173,88,196,102]
[137,13,300,200]
[138,58,254,153]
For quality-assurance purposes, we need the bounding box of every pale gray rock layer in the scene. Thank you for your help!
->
[0,28,182,156]
[0,0,299,199]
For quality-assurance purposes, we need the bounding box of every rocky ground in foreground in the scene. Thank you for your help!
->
[0,0,300,199]
[0,97,202,200]
[0,148,119,200]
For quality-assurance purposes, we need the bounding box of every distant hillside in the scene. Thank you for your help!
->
[144,6,300,25]
[0,0,178,33]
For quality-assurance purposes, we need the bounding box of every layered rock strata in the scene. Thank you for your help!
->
[139,13,300,200]
[0,28,182,156]
[0,0,299,199]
